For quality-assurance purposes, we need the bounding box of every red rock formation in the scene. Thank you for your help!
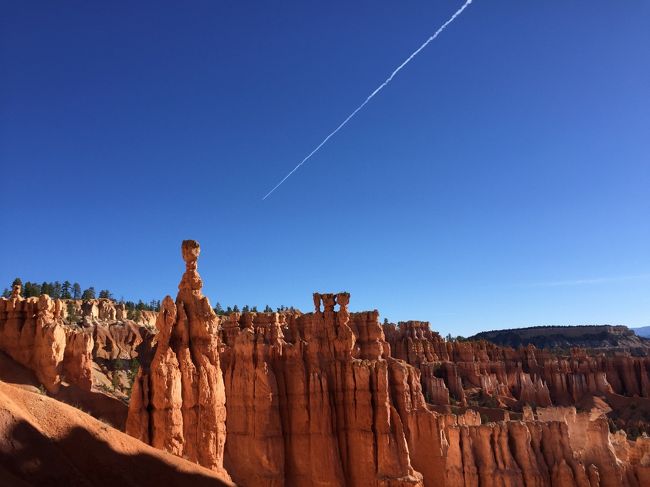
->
[217,291,624,487]
[0,283,157,396]
[71,298,157,328]
[62,327,94,391]
[92,320,153,361]
[219,292,423,487]
[383,321,650,413]
[0,289,68,393]
[535,406,623,486]
[127,240,229,479]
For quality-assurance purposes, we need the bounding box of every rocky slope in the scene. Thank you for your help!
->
[0,378,233,486]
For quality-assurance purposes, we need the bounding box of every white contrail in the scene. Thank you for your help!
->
[262,0,474,200]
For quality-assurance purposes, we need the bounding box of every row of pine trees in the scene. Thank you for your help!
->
[3,278,295,316]
[2,278,160,312]
[212,303,296,316]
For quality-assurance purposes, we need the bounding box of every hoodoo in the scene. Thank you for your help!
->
[126,240,229,478]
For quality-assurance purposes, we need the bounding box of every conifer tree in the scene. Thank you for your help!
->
[81,287,96,301]
[61,281,72,299]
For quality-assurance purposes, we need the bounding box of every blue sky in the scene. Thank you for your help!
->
[1,1,648,336]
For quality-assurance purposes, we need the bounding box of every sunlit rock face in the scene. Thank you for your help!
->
[126,240,229,479]
[0,288,86,394]
[218,292,643,487]
[121,241,649,487]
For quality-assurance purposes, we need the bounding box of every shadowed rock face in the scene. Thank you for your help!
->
[126,240,229,479]
[0,379,233,487]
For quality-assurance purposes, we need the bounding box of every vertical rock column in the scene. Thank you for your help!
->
[126,240,229,479]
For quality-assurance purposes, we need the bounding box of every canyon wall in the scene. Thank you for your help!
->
[383,321,650,409]
[216,295,650,487]
[0,284,154,394]
[0,284,90,393]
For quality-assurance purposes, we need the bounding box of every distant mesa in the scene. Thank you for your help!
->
[633,325,650,339]
[470,324,650,352]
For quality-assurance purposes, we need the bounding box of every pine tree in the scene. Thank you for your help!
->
[214,302,224,315]
[72,283,81,299]
[251,306,258,312]
[99,289,113,299]
[226,306,233,314]
[61,281,72,299]
[2,288,10,298]
[264,305,273,313]
[52,281,62,299]
[12,277,22,287]
[242,305,250,313]
[22,282,34,298]
[81,287,96,301]
[66,301,79,323]
[233,305,240,313]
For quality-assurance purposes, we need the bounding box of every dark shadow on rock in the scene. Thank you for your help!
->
[0,351,40,390]
[53,382,128,431]
[0,420,232,487]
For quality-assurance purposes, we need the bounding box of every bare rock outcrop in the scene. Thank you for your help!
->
[62,327,94,391]
[219,293,422,487]
[218,291,622,487]
[383,321,650,412]
[0,285,68,393]
[127,240,229,478]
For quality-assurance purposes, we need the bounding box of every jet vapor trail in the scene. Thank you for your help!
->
[262,0,474,200]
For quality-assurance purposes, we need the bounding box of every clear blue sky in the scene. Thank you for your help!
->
[1,1,648,336]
